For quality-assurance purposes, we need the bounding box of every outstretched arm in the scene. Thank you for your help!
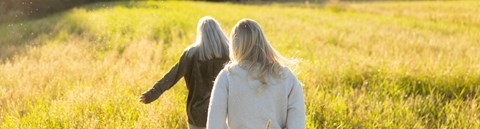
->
[141,50,191,104]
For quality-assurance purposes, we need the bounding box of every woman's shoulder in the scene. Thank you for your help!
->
[184,45,229,61]
[217,64,248,77]
[220,64,238,74]
[279,67,299,82]
[215,67,232,83]
[183,45,199,59]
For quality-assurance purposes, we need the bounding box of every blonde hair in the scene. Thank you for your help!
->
[228,19,293,83]
[192,16,229,61]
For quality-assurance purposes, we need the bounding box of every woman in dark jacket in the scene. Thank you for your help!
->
[140,16,229,129]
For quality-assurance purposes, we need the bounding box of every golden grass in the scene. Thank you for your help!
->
[0,1,479,128]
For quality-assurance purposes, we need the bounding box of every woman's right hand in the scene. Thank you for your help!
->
[139,95,147,104]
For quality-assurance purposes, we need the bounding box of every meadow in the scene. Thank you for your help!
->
[0,1,479,128]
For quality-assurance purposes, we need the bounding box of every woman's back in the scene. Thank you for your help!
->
[207,18,305,129]
[208,65,305,129]
[141,16,229,128]
[186,46,230,126]
[142,46,229,127]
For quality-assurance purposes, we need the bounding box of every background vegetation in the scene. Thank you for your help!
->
[1,1,479,128]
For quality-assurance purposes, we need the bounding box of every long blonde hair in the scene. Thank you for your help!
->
[228,19,292,83]
[192,16,229,61]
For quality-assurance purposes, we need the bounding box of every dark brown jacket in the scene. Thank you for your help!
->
[142,47,229,127]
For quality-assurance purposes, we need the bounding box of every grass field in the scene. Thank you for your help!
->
[1,1,479,128]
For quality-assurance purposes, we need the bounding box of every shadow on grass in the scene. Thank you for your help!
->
[0,14,61,61]
[0,1,157,62]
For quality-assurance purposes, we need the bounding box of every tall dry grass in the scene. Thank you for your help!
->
[0,1,479,128]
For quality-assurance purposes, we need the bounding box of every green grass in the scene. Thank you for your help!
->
[1,1,479,128]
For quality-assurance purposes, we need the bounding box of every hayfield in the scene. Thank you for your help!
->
[0,1,479,128]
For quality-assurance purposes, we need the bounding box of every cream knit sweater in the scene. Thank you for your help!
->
[207,65,306,129]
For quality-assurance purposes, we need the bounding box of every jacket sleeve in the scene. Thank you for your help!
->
[142,50,191,104]
[286,73,306,129]
[207,70,228,129]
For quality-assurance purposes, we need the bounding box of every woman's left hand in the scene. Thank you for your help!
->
[139,95,147,103]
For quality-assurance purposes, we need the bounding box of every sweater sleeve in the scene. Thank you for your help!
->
[286,73,306,129]
[142,50,190,104]
[207,70,228,129]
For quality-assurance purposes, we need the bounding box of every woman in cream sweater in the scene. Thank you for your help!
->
[207,19,306,129]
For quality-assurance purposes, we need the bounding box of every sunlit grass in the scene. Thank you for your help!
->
[0,1,479,128]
